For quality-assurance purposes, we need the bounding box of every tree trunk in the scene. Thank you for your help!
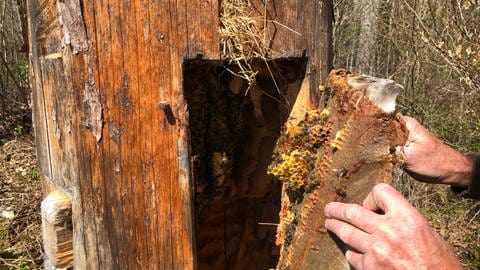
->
[28,0,333,269]
[355,0,381,74]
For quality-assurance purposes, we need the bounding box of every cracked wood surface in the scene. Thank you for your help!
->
[29,0,213,268]
[28,0,333,269]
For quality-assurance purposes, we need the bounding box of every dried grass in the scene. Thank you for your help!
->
[395,176,480,269]
[0,136,43,269]
[219,0,271,89]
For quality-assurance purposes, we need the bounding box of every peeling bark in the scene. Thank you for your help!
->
[56,0,88,54]
[81,69,103,143]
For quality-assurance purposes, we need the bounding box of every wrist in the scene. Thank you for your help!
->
[451,154,480,199]
[442,151,475,187]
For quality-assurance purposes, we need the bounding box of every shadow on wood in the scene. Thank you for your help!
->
[184,58,307,269]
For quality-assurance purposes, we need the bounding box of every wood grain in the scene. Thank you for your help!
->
[41,190,73,270]
[246,0,333,104]
[273,69,407,270]
[28,0,333,269]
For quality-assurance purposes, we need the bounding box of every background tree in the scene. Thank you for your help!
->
[0,0,29,139]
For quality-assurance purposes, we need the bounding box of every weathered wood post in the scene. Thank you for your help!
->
[27,0,333,269]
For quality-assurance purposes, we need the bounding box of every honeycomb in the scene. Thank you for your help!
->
[268,109,331,192]
[272,69,408,270]
[268,149,315,189]
[308,122,332,148]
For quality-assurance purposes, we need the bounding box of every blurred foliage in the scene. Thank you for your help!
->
[0,0,30,140]
[0,1,42,270]
[334,0,480,268]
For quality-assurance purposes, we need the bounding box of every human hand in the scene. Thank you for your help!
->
[324,183,461,270]
[399,116,473,187]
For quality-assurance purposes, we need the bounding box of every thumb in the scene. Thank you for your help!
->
[402,116,420,132]
[401,116,425,144]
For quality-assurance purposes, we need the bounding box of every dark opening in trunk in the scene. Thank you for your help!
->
[184,58,307,269]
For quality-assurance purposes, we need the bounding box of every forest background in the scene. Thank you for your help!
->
[0,0,478,269]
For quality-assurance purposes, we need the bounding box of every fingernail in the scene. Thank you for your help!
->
[396,145,409,154]
[324,219,330,229]
[345,250,351,260]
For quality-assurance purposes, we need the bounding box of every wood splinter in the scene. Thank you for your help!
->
[41,190,73,270]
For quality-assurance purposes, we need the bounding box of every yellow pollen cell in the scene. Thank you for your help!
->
[331,129,347,149]
[320,108,330,118]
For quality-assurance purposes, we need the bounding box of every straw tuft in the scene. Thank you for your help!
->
[219,0,271,89]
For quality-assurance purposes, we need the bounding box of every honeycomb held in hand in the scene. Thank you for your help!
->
[269,69,408,270]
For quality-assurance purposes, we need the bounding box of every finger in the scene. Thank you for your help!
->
[362,183,409,214]
[401,116,420,135]
[394,146,408,167]
[324,202,380,233]
[345,249,363,270]
[325,218,372,253]
[397,116,418,153]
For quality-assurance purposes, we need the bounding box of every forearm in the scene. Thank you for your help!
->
[404,138,474,186]
[410,141,480,199]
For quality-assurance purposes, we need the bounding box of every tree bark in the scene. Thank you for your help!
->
[355,0,381,74]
